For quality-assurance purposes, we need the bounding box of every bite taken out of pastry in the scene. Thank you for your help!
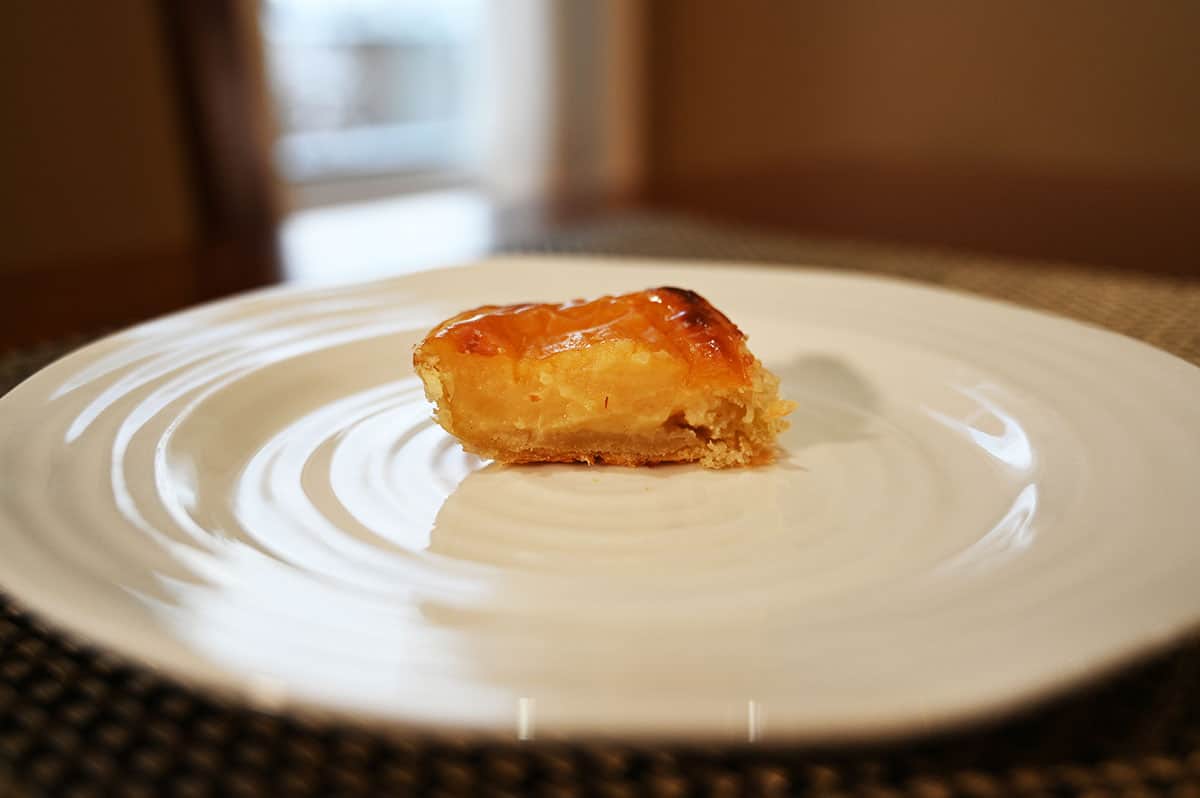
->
[412,287,795,468]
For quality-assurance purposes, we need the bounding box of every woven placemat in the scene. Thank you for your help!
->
[3,214,1200,797]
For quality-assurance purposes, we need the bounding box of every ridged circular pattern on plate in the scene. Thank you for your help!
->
[1,256,1199,742]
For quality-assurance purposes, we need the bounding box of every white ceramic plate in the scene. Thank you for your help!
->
[2,256,1199,743]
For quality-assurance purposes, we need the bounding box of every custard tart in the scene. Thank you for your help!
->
[413,287,794,468]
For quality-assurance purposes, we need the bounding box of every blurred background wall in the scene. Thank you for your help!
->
[646,0,1200,272]
[1,2,197,273]
[2,0,1198,346]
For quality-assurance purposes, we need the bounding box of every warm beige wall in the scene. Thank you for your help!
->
[650,0,1200,182]
[0,1,197,272]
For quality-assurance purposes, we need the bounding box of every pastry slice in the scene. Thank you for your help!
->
[412,287,794,468]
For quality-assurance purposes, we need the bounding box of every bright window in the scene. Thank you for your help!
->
[260,0,486,186]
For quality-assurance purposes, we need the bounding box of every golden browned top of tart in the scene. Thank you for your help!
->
[423,287,754,381]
